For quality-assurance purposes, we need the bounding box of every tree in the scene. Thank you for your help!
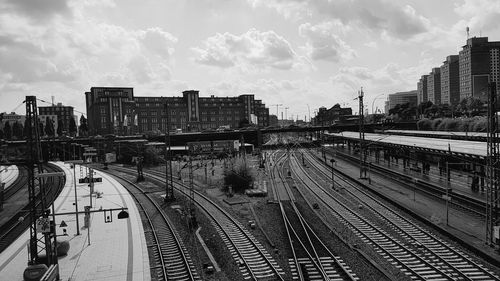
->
[223,158,254,193]
[69,117,77,137]
[45,117,55,137]
[12,121,23,139]
[238,118,250,128]
[79,115,88,136]
[143,146,162,166]
[57,119,64,136]
[0,128,3,139]
[38,120,44,137]
[4,121,12,140]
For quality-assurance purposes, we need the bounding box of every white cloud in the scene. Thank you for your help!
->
[249,0,431,40]
[192,28,309,72]
[299,21,355,62]
[0,12,178,88]
[454,0,500,33]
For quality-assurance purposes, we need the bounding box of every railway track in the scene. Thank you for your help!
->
[299,149,500,280]
[3,165,28,201]
[105,171,200,281]
[332,147,486,218]
[270,151,358,281]
[111,166,285,281]
[0,163,66,253]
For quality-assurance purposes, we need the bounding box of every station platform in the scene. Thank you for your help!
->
[0,162,150,281]
[324,146,500,265]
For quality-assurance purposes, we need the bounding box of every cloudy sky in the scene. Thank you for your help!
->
[0,0,499,120]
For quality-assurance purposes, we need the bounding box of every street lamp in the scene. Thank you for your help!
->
[65,160,84,235]
[330,158,336,189]
[371,93,386,115]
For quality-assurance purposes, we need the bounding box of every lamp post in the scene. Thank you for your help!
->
[358,87,366,179]
[66,160,84,235]
[371,93,386,115]
[330,158,336,189]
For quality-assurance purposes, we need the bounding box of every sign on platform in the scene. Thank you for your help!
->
[79,177,102,183]
[36,217,50,233]
[83,152,97,157]
[84,148,97,152]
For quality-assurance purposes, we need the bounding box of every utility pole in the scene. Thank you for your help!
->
[270,104,282,119]
[25,96,59,270]
[187,150,197,229]
[164,100,174,202]
[486,82,499,246]
[358,88,367,179]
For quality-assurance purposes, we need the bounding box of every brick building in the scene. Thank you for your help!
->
[417,75,428,105]
[38,103,74,135]
[459,37,500,102]
[314,104,352,126]
[440,55,460,106]
[85,87,270,136]
[427,68,441,105]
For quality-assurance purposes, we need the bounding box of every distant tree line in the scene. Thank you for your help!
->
[0,114,88,140]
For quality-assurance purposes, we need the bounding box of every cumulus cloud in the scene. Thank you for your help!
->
[192,28,308,72]
[299,21,355,62]
[249,0,430,40]
[0,12,178,87]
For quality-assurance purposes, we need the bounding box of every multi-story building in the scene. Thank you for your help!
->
[38,103,74,135]
[0,112,25,131]
[417,75,428,105]
[427,68,441,105]
[459,37,500,101]
[440,55,460,106]
[85,87,135,136]
[387,90,418,110]
[314,104,352,125]
[85,87,270,135]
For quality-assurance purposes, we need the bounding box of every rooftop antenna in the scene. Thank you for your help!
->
[466,26,470,39]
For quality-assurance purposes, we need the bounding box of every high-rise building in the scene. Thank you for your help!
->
[85,87,270,136]
[417,75,428,105]
[38,103,74,135]
[440,55,460,106]
[459,37,500,101]
[388,90,418,110]
[427,68,441,104]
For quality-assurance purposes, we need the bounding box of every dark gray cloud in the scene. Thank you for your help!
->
[1,0,71,22]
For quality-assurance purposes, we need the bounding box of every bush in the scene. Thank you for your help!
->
[222,158,254,193]
[143,146,163,166]
[431,118,443,130]
[417,118,432,130]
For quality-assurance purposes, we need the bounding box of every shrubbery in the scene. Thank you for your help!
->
[143,146,163,166]
[417,117,489,132]
[222,158,254,193]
